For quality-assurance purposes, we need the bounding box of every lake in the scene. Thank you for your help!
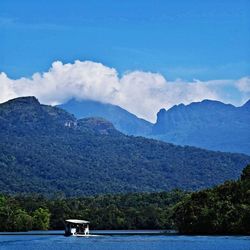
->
[0,231,249,250]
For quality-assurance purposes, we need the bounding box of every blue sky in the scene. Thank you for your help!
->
[0,0,249,80]
[0,0,250,121]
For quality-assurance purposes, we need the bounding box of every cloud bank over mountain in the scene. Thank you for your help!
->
[0,60,249,122]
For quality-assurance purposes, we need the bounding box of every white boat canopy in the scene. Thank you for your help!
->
[66,219,90,224]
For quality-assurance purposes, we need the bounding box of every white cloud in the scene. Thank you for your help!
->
[236,77,250,94]
[0,72,17,103]
[0,60,249,122]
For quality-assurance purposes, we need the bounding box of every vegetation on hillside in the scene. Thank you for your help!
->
[0,97,249,196]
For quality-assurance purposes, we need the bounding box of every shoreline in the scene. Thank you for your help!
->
[0,230,249,237]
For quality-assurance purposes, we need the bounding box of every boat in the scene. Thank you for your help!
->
[64,219,94,237]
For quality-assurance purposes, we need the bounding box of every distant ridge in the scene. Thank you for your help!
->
[242,99,250,110]
[151,99,250,155]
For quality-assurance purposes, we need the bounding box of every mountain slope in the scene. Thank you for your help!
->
[59,99,250,155]
[58,99,152,135]
[151,100,250,155]
[0,97,249,196]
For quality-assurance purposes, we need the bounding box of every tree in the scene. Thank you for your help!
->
[241,164,250,181]
[0,195,11,231]
[32,208,50,230]
[14,209,33,231]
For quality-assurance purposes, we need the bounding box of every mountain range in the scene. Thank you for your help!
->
[152,99,250,155]
[59,99,250,155]
[0,96,249,196]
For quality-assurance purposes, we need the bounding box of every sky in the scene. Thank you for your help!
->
[0,0,250,121]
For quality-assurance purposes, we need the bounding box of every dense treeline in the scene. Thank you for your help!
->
[0,190,186,231]
[0,195,50,231]
[172,164,250,235]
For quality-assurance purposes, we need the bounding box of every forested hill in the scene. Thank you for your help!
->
[173,164,250,235]
[0,96,249,197]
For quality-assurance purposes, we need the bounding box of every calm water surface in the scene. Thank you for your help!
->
[0,231,249,250]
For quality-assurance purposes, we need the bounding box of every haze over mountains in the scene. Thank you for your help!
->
[152,99,250,155]
[59,99,152,136]
[1,96,249,196]
[59,99,250,155]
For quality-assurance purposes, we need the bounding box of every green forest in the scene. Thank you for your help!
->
[0,165,249,234]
